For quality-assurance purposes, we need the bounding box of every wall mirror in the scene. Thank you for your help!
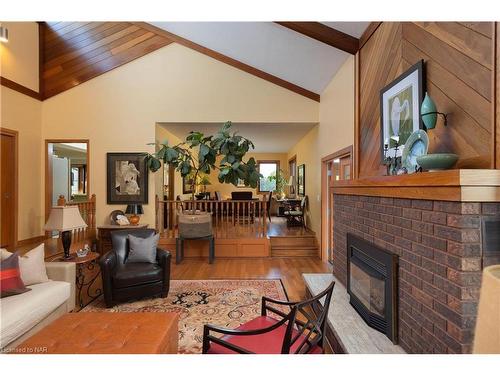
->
[46,140,89,218]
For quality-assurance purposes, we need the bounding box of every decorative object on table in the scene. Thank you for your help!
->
[297,164,305,196]
[416,153,459,171]
[109,209,125,225]
[76,244,91,258]
[380,60,424,160]
[383,136,403,176]
[115,214,130,225]
[420,92,448,130]
[125,204,144,225]
[473,265,500,353]
[401,129,429,173]
[107,153,148,204]
[44,206,88,260]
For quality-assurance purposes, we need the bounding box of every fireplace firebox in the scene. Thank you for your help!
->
[347,233,399,343]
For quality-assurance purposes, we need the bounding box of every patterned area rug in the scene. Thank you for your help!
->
[82,279,288,354]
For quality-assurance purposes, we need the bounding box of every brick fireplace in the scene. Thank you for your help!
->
[333,194,500,354]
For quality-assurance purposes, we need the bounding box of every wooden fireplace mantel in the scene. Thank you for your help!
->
[332,169,500,202]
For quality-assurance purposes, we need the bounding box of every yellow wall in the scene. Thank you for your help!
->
[287,56,355,256]
[0,22,39,92]
[1,87,43,240]
[0,22,42,241]
[41,43,319,227]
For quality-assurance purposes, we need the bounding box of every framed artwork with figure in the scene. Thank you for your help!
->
[107,153,148,204]
[380,60,424,161]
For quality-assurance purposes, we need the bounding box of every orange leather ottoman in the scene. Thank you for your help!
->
[14,312,178,354]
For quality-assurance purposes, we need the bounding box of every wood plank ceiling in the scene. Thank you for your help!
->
[358,22,494,177]
[41,22,172,99]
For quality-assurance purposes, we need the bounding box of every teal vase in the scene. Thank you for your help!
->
[421,92,437,130]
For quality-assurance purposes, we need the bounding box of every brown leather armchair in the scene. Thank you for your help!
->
[99,229,171,308]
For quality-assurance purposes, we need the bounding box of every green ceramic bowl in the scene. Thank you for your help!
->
[416,153,459,171]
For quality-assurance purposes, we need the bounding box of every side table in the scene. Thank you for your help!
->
[176,235,215,264]
[54,252,102,311]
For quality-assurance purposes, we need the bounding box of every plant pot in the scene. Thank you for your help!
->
[178,211,213,238]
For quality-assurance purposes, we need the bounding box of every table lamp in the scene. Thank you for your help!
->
[44,206,88,259]
[126,204,144,225]
[473,265,500,353]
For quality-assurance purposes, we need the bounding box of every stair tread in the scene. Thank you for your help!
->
[271,245,318,250]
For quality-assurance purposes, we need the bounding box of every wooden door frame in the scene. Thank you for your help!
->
[45,139,90,222]
[320,145,353,262]
[1,127,19,248]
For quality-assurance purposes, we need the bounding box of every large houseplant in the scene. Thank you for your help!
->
[146,122,261,237]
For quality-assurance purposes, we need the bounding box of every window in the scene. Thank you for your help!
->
[258,161,279,192]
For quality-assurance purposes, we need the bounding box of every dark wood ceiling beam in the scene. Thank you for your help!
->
[135,22,320,102]
[275,22,359,54]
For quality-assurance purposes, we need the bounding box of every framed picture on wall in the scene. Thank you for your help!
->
[182,176,194,194]
[380,60,424,160]
[297,164,305,196]
[107,153,148,204]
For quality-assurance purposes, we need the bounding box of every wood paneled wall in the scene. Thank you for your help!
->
[41,22,172,99]
[356,22,495,178]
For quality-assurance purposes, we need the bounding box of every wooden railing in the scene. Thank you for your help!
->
[66,194,96,243]
[156,196,268,239]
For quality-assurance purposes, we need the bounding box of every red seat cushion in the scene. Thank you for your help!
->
[206,316,323,354]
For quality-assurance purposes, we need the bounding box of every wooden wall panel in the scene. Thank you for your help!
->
[357,22,494,178]
[41,22,172,99]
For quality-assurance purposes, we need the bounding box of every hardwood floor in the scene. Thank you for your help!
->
[170,257,331,301]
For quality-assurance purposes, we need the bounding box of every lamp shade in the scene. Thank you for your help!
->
[125,204,144,215]
[473,265,500,353]
[421,92,437,130]
[44,206,87,231]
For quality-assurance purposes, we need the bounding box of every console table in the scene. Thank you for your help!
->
[97,224,148,254]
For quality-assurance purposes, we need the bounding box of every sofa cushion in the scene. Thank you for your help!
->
[1,244,49,286]
[0,252,31,298]
[0,280,71,348]
[112,263,162,289]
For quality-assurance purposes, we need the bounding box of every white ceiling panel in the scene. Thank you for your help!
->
[321,22,371,38]
[150,22,369,94]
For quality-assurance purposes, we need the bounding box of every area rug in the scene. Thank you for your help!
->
[82,279,288,354]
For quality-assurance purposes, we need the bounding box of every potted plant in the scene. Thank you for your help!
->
[146,122,261,238]
[268,169,289,200]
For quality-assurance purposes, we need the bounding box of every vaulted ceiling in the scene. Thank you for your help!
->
[39,21,370,100]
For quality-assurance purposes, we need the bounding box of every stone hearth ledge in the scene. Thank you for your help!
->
[303,273,405,354]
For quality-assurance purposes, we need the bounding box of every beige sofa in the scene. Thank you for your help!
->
[0,261,76,350]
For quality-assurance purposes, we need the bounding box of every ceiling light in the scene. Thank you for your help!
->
[0,26,9,43]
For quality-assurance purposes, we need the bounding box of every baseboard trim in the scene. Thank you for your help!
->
[17,235,45,247]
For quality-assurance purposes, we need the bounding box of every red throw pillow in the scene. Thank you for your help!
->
[0,252,31,298]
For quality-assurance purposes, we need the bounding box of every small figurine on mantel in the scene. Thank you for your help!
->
[383,138,406,176]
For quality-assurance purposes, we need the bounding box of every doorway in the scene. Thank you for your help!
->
[45,140,89,221]
[1,128,18,251]
[321,146,352,263]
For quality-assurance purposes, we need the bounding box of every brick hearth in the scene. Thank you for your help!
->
[333,194,500,354]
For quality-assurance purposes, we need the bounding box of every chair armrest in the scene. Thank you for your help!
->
[45,262,76,312]
[156,247,171,266]
[99,251,117,271]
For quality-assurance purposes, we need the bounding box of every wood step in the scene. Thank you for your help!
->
[271,248,319,257]
[269,236,317,248]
